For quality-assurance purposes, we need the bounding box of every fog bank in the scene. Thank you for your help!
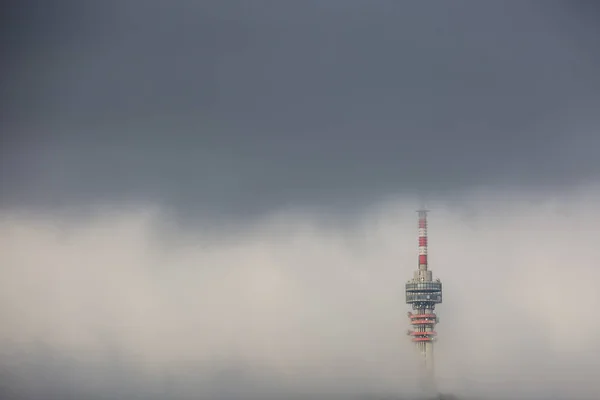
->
[1,187,599,399]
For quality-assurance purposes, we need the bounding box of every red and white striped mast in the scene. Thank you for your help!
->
[418,209,429,273]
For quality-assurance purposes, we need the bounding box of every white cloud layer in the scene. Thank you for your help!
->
[1,186,600,399]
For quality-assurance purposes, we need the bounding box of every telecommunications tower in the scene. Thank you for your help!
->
[406,209,443,391]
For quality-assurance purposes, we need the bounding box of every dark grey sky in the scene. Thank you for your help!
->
[3,0,600,221]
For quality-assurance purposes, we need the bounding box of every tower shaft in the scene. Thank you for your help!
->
[405,209,442,393]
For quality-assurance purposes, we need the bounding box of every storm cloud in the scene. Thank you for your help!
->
[3,0,600,221]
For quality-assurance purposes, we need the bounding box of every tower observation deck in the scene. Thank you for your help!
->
[406,209,442,392]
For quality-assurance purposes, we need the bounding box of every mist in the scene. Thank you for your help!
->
[1,186,599,399]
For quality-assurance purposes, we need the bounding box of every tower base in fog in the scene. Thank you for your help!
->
[417,366,438,400]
